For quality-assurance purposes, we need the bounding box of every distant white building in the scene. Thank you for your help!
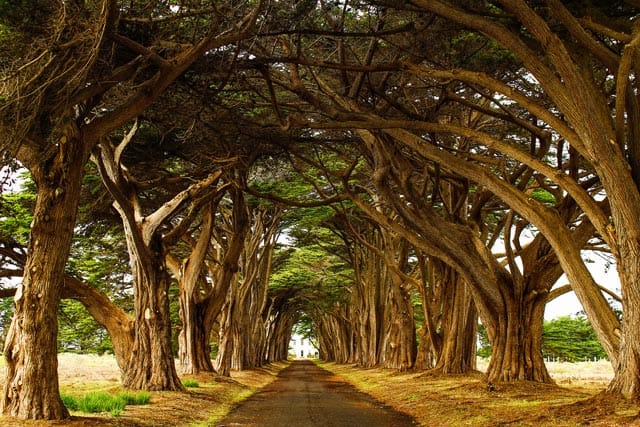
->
[289,333,318,358]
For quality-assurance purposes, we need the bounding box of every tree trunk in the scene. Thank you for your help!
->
[2,133,88,419]
[485,290,550,383]
[172,205,216,375]
[383,278,416,371]
[433,270,477,374]
[214,291,235,377]
[412,258,477,373]
[607,229,640,398]
[121,238,183,391]
[268,311,296,362]
[414,326,435,370]
[178,297,214,374]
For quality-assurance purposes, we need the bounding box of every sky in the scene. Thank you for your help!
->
[543,252,619,319]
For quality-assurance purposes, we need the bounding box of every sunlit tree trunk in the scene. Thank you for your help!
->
[379,232,416,370]
[316,307,353,363]
[168,205,217,374]
[2,129,88,419]
[339,219,388,368]
[430,261,477,374]
[121,236,183,390]
[177,293,215,374]
[94,139,224,390]
[216,205,280,372]
[383,276,416,371]
[600,156,640,398]
[214,291,236,377]
[61,275,134,373]
[196,188,250,374]
[263,297,294,364]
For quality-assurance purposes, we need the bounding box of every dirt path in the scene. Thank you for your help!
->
[216,359,417,426]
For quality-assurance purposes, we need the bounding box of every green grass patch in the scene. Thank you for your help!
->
[61,393,79,411]
[61,391,151,416]
[182,379,200,388]
[116,391,151,405]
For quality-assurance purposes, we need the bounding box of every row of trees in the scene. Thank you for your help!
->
[1,0,640,420]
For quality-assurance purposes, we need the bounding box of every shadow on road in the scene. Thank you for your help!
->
[216,359,417,426]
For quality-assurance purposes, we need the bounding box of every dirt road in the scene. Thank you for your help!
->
[216,359,417,426]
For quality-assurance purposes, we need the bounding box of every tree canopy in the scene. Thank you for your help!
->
[1,0,640,420]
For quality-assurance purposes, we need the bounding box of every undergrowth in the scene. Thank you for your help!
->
[61,391,151,417]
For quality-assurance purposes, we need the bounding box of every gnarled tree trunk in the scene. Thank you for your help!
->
[1,134,88,419]
[215,204,280,373]
[121,234,183,391]
[383,277,416,371]
[379,232,416,371]
[177,296,215,374]
[169,205,217,375]
[430,262,477,374]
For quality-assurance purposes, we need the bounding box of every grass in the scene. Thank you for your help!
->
[61,391,151,416]
[182,379,200,388]
[0,354,288,426]
[1,354,629,426]
[317,359,638,426]
[507,399,544,407]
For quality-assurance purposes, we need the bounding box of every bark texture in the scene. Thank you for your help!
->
[1,134,87,418]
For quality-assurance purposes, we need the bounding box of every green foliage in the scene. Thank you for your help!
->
[450,31,517,72]
[542,315,607,362]
[80,392,126,414]
[270,244,352,308]
[293,313,318,348]
[182,379,200,388]
[60,393,79,411]
[62,222,129,355]
[0,298,13,345]
[61,391,150,415]
[476,324,492,358]
[117,391,151,405]
[169,282,181,355]
[529,188,556,205]
[0,182,34,245]
[477,316,608,361]
[0,176,34,343]
[58,300,112,354]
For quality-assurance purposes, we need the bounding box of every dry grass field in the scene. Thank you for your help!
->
[0,354,637,426]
